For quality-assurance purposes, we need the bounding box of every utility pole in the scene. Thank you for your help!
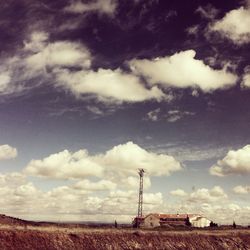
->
[137,168,145,218]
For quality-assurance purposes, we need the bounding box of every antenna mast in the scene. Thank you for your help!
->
[137,168,145,218]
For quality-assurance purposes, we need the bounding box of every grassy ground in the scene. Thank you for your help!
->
[0,225,249,250]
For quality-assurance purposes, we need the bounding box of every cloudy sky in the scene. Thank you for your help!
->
[0,0,249,225]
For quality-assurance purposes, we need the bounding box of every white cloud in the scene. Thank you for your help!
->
[64,0,117,16]
[148,144,229,162]
[24,32,167,103]
[186,25,200,36]
[14,182,38,197]
[173,202,250,226]
[0,32,92,97]
[162,187,250,225]
[165,110,195,123]
[242,73,250,87]
[228,203,241,211]
[25,32,166,103]
[24,149,103,179]
[24,31,49,52]
[144,192,163,204]
[0,31,171,103]
[210,145,250,176]
[188,186,227,203]
[86,106,104,115]
[233,185,250,194]
[46,42,90,68]
[147,108,161,121]
[0,172,85,218]
[170,189,187,197]
[120,176,151,190]
[0,144,17,160]
[103,190,163,215]
[58,19,83,32]
[25,36,91,72]
[0,171,248,224]
[166,110,183,122]
[130,50,237,92]
[196,5,219,19]
[191,89,199,97]
[241,66,250,88]
[146,108,195,123]
[99,141,182,178]
[0,172,26,187]
[210,5,250,44]
[0,71,12,94]
[0,57,28,96]
[73,179,117,191]
[55,68,166,103]
[24,142,182,183]
[0,173,44,215]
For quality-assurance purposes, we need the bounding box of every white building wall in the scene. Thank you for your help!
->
[143,215,160,228]
[190,217,211,228]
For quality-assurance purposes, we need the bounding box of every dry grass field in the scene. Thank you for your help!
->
[0,215,249,249]
[0,225,249,250]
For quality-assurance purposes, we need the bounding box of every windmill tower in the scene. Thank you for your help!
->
[137,168,145,218]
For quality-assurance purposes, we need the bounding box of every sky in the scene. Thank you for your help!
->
[0,0,249,225]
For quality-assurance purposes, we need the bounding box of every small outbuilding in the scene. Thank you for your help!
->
[190,216,211,228]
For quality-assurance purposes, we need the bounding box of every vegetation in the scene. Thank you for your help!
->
[0,214,249,249]
[0,227,248,250]
[210,221,218,227]
[185,216,192,227]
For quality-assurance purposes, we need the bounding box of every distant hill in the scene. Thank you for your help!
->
[0,214,56,227]
[0,214,122,228]
[0,214,31,226]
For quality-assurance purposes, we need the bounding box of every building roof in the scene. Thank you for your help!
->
[159,214,189,219]
[145,213,200,220]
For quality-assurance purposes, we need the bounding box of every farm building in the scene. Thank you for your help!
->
[189,216,211,228]
[142,214,160,228]
[133,213,211,228]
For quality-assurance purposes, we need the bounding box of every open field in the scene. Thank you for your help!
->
[0,214,249,249]
[0,225,249,250]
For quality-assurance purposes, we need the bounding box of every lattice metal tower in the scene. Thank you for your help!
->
[137,168,145,218]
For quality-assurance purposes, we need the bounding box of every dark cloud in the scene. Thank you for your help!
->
[0,0,247,65]
[0,0,249,119]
